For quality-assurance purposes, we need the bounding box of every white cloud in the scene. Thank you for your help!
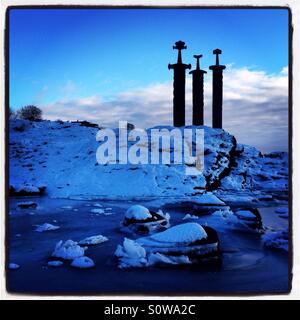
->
[41,66,288,153]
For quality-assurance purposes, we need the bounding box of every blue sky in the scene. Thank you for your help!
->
[9,8,289,152]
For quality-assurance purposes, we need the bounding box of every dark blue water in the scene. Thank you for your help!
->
[7,197,289,294]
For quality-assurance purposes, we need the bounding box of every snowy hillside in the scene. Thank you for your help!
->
[9,119,288,200]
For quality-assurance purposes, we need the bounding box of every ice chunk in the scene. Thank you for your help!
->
[182,214,199,220]
[114,238,147,268]
[47,260,63,267]
[148,253,191,266]
[145,222,207,244]
[61,206,73,210]
[52,240,86,260]
[125,205,152,221]
[71,256,95,269]
[78,235,108,245]
[9,263,20,270]
[90,208,105,214]
[35,223,60,233]
[94,203,103,207]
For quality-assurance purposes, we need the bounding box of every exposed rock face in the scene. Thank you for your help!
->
[9,120,288,199]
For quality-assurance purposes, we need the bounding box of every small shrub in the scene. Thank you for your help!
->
[19,105,42,121]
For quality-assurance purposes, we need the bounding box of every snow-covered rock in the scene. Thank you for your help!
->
[47,260,63,267]
[220,146,288,193]
[125,205,152,220]
[115,223,220,268]
[8,263,20,270]
[10,183,46,196]
[140,222,207,244]
[71,256,95,269]
[35,223,60,233]
[9,120,287,199]
[78,235,108,245]
[52,240,86,260]
[122,207,170,234]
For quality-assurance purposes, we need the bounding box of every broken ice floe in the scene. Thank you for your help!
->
[262,229,288,252]
[90,208,115,216]
[121,205,170,234]
[90,208,105,214]
[71,256,95,269]
[78,235,108,246]
[35,223,60,233]
[8,263,20,270]
[115,238,147,268]
[52,240,86,260]
[115,222,220,268]
[17,201,37,209]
